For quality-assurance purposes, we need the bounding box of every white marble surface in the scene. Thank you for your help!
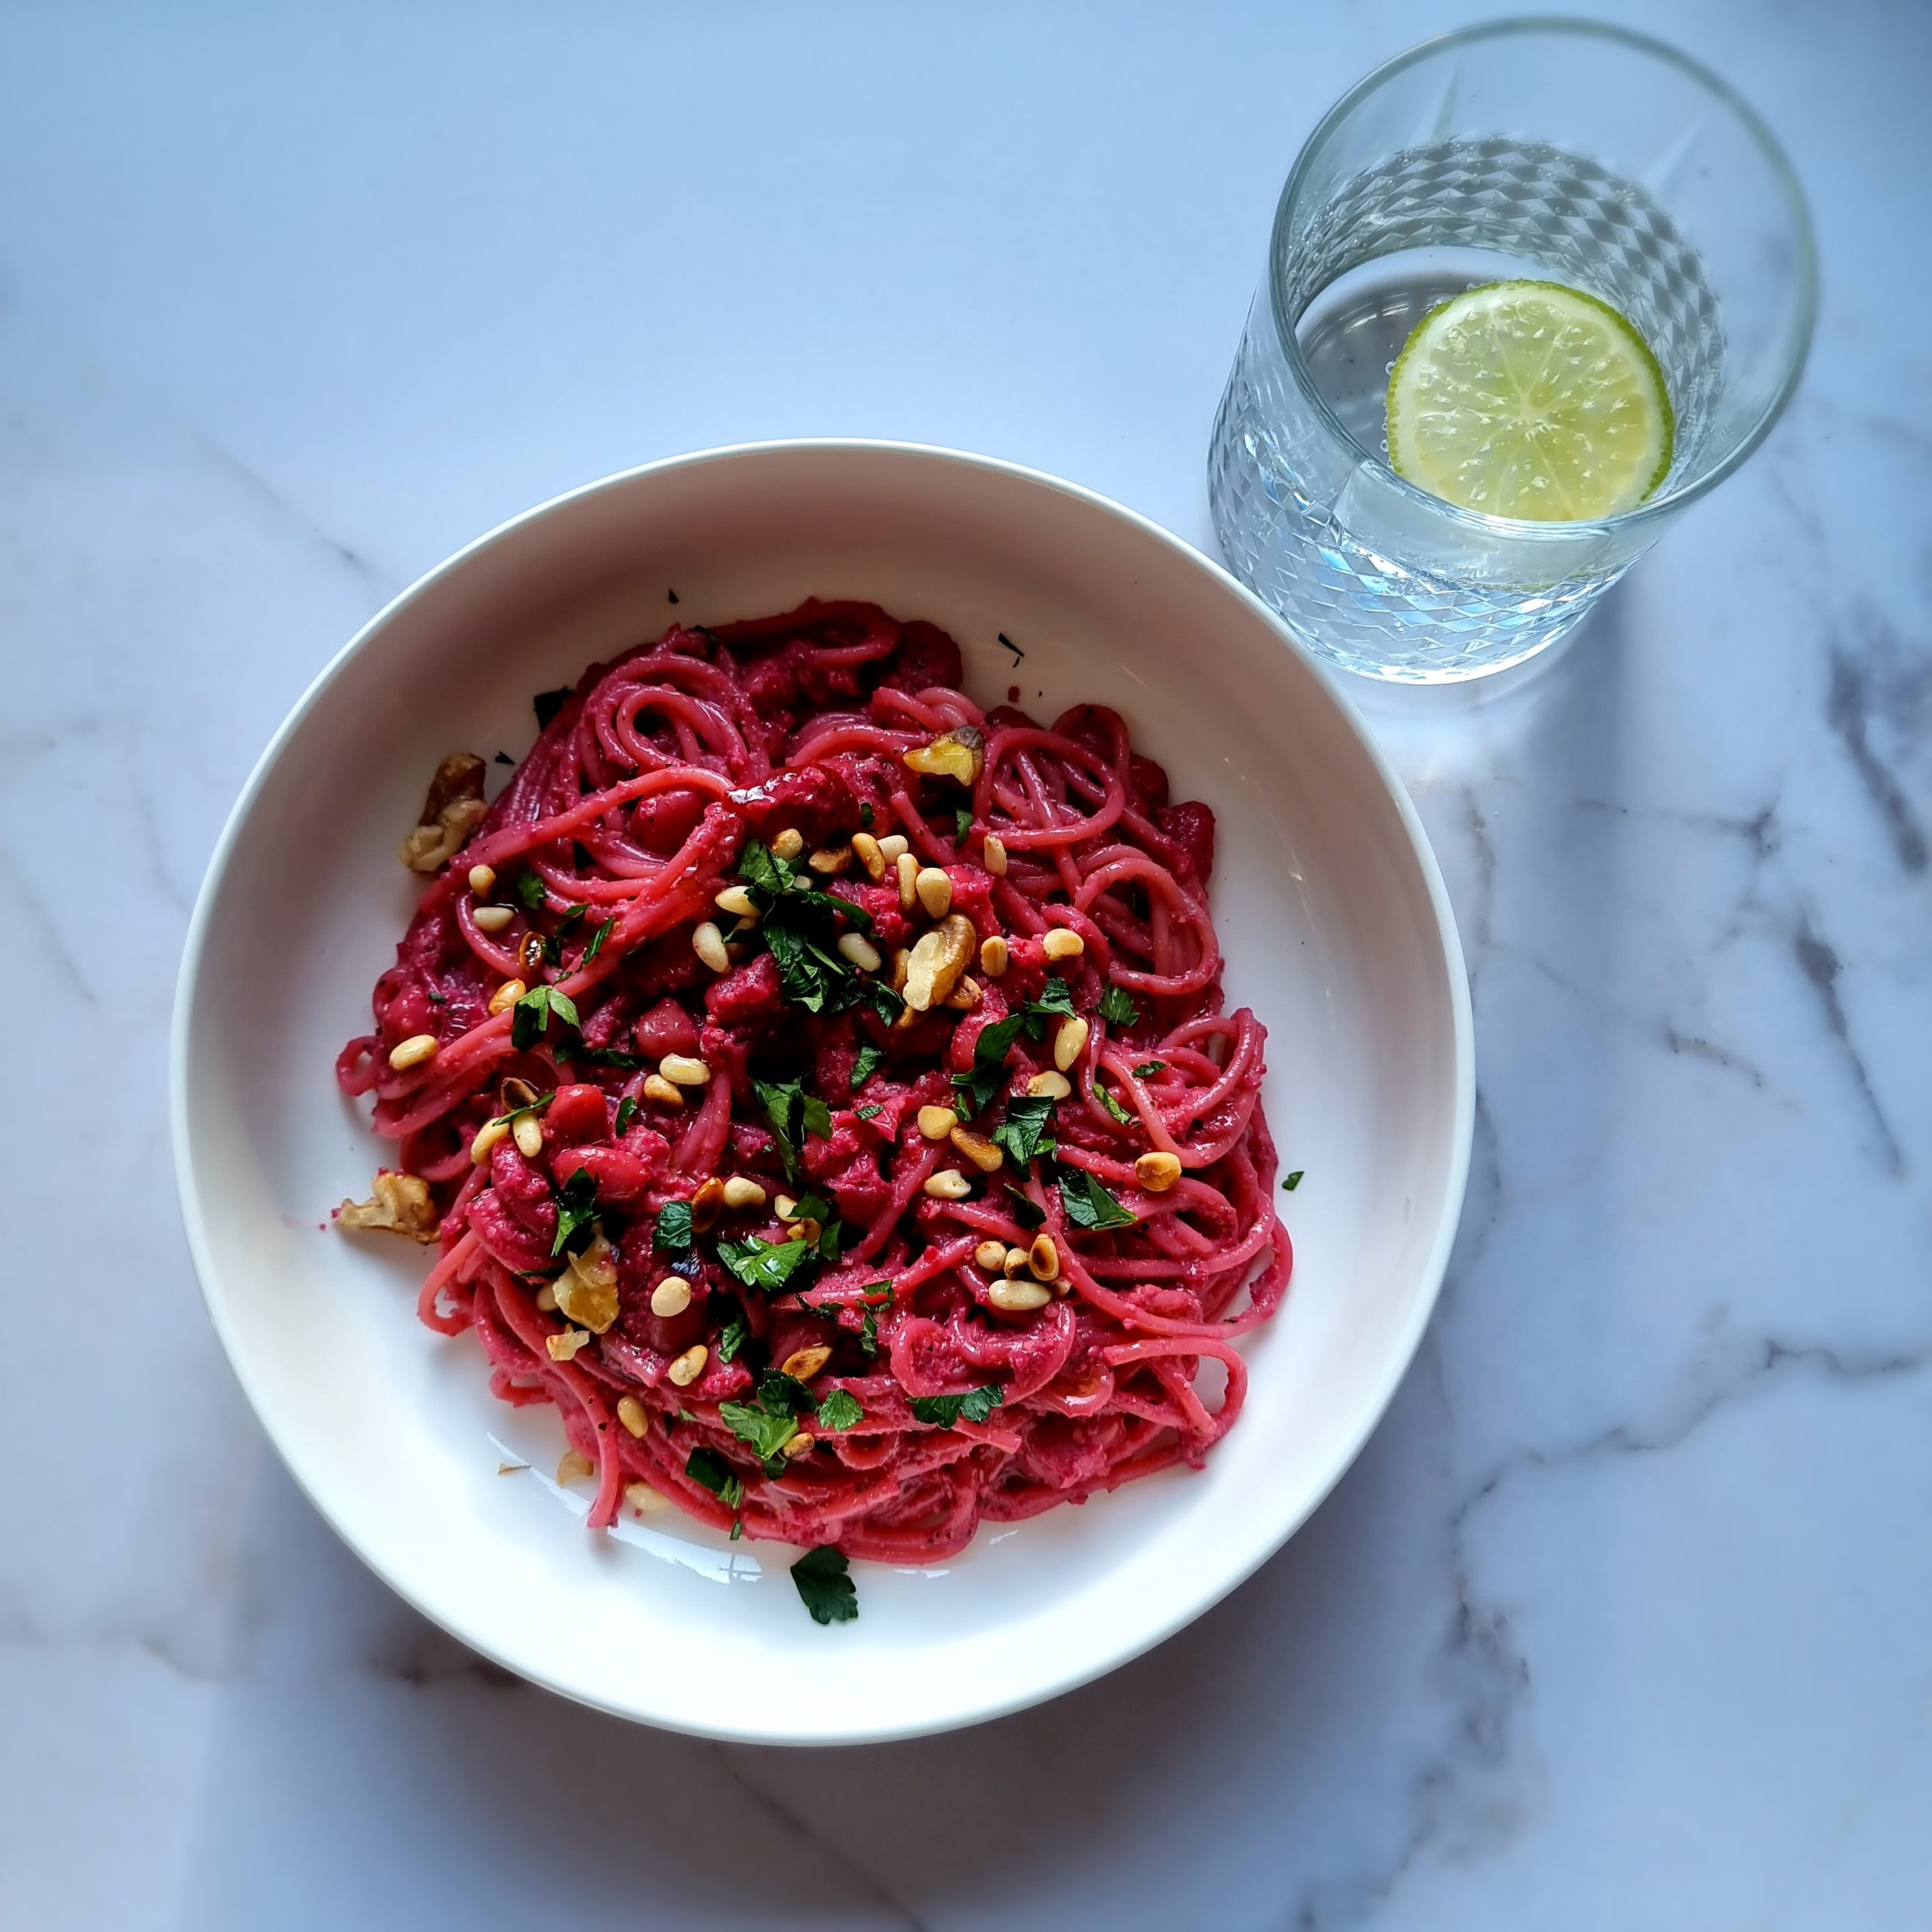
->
[5,1,1928,1924]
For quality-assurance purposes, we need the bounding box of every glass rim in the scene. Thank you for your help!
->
[1267,14,1820,540]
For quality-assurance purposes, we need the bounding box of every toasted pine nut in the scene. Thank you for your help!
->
[690,1177,726,1232]
[1026,1069,1072,1100]
[557,1447,595,1481]
[488,977,526,1016]
[771,827,804,860]
[852,830,885,879]
[974,1239,1010,1273]
[501,1076,540,1110]
[1042,928,1085,961]
[512,1113,545,1159]
[877,832,909,863]
[780,1344,832,1382]
[982,834,1008,875]
[617,1395,648,1438]
[518,932,547,974]
[950,1126,1004,1173]
[650,1277,692,1317]
[793,1217,823,1246]
[1135,1151,1183,1192]
[914,866,953,917]
[624,1480,665,1512]
[922,1169,972,1200]
[1001,1244,1030,1278]
[666,1344,707,1387]
[775,1194,800,1222]
[782,1432,816,1459]
[896,850,918,909]
[808,844,852,875]
[641,1074,685,1107]
[979,935,1010,977]
[691,921,730,974]
[472,904,515,933]
[470,1117,509,1164]
[389,1033,439,1071]
[467,863,497,897]
[714,884,758,918]
[1027,1232,1060,1282]
[1054,1015,1089,1072]
[659,1054,709,1087]
[534,1284,559,1313]
[721,1176,767,1209]
[838,932,883,972]
[989,1278,1051,1313]
[917,1104,957,1140]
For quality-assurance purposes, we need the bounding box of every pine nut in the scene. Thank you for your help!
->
[775,1194,800,1222]
[488,977,526,1016]
[1028,1232,1060,1282]
[1042,928,1084,961]
[1001,1244,1030,1278]
[792,1218,822,1245]
[974,1239,1010,1273]
[624,1480,665,1512]
[915,866,953,916]
[922,1169,972,1199]
[877,833,909,863]
[1026,1069,1072,1100]
[650,1277,691,1317]
[518,932,547,974]
[989,1277,1051,1313]
[896,851,918,909]
[979,935,1009,977]
[617,1395,648,1438]
[771,827,804,860]
[557,1448,595,1482]
[721,1177,766,1209]
[472,904,515,933]
[692,921,729,973]
[852,830,885,879]
[808,844,852,875]
[949,1126,1004,1173]
[512,1113,545,1158]
[467,863,497,897]
[500,1077,540,1111]
[1135,1151,1183,1192]
[658,1054,710,1086]
[714,884,758,918]
[838,932,883,972]
[780,1345,832,1381]
[1053,1015,1089,1072]
[982,834,1008,875]
[470,1117,510,1163]
[642,1074,685,1107]
[666,1344,707,1386]
[782,1432,816,1459]
[917,1104,958,1140]
[389,1033,439,1070]
[690,1177,726,1232]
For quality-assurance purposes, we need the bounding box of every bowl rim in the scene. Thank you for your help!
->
[171,438,1474,1742]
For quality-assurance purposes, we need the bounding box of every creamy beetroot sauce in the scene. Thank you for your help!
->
[338,600,1291,1563]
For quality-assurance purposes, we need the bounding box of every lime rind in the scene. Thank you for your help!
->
[1385,278,1674,521]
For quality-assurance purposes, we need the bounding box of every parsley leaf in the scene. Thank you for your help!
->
[953,806,973,846]
[859,801,874,829]
[716,1313,748,1362]
[614,1095,638,1136]
[1057,1168,1137,1232]
[509,985,580,1051]
[817,1388,863,1432]
[514,869,548,914]
[549,1167,599,1257]
[488,1088,554,1130]
[757,1371,816,1415]
[855,1103,881,1121]
[991,1093,1057,1169]
[1004,1183,1046,1229]
[737,838,878,1017]
[720,1399,799,1470]
[1022,976,1078,1037]
[716,1234,815,1293]
[859,1304,879,1355]
[582,1046,643,1069]
[1283,1170,1304,1191]
[580,914,618,968]
[909,1385,1004,1428]
[533,685,575,730]
[752,1076,835,1183]
[952,1014,1026,1115]
[791,1546,857,1625]
[685,1447,743,1510]
[1094,1081,1135,1127]
[1131,1060,1167,1079]
[653,1201,694,1253]
[1098,985,1140,1026]
[850,1042,887,1091]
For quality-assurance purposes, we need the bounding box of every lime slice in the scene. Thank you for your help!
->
[1386,280,1673,520]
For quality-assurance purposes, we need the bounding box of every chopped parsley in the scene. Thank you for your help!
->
[1094,1081,1135,1128]
[716,1312,748,1362]
[509,985,580,1051]
[758,1371,816,1415]
[488,1088,554,1130]
[990,1093,1057,1169]
[533,685,575,730]
[735,838,884,1017]
[613,1095,638,1136]
[817,1388,863,1432]
[791,1546,857,1625]
[752,1075,835,1183]
[652,1201,694,1254]
[953,806,973,846]
[1025,976,1078,1028]
[1098,985,1140,1027]
[514,869,548,913]
[952,1014,1026,1114]
[1058,1167,1137,1232]
[580,914,618,968]
[998,630,1024,664]
[685,1446,743,1510]
[1003,1184,1046,1229]
[909,1385,1004,1428]
[719,1398,799,1472]
[858,801,874,829]
[715,1233,815,1293]
[494,751,515,766]
[581,1046,644,1069]
[854,1104,881,1121]
[549,1168,599,1257]
[1131,1060,1167,1079]
[850,1041,887,1091]
[1283,1170,1304,1191]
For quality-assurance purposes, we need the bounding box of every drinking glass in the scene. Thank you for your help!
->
[1208,18,1817,681]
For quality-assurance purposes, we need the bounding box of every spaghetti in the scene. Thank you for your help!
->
[337,600,1291,1568]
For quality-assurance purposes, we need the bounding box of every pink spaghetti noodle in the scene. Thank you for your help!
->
[337,600,1291,1566]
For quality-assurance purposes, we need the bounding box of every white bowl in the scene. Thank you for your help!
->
[173,441,1471,1743]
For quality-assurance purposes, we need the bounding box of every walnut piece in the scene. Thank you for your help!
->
[398,752,488,873]
[337,1170,439,1243]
